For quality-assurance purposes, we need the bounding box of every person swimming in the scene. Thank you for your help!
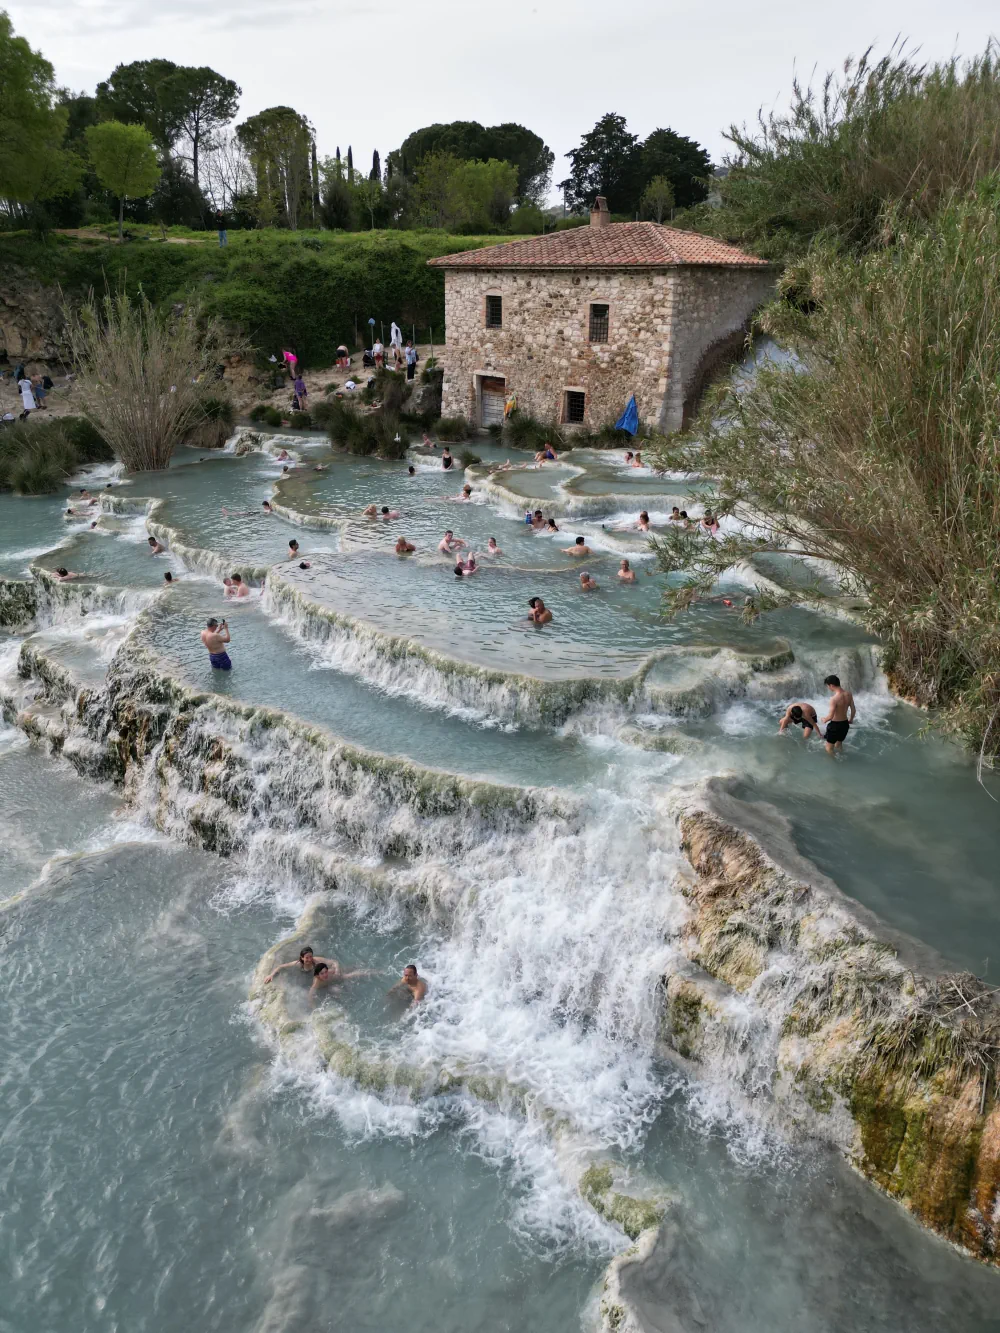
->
[637,510,650,531]
[148,536,165,555]
[264,945,339,984]
[485,537,502,556]
[618,559,636,583]
[407,465,416,476]
[380,506,400,520]
[779,702,821,739]
[395,536,416,554]
[53,567,84,581]
[455,484,473,501]
[579,571,598,591]
[563,536,591,556]
[454,553,478,576]
[363,504,378,517]
[310,960,375,1003]
[163,570,175,583]
[527,596,552,625]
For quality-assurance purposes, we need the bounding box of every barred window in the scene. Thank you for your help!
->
[589,303,609,343]
[485,295,503,328]
[564,390,586,424]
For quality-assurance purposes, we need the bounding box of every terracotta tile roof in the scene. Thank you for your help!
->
[428,222,769,271]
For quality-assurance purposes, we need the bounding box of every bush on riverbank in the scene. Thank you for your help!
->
[652,188,1000,752]
[0,416,112,493]
[325,398,409,460]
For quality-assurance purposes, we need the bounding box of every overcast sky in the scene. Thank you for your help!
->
[9,0,999,202]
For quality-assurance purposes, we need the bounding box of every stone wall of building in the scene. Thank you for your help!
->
[437,264,775,432]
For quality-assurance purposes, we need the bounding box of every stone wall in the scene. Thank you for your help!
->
[438,264,775,432]
[0,270,72,372]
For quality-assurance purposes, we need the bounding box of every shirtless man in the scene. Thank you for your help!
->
[530,510,545,530]
[454,554,478,576]
[388,964,427,1007]
[438,530,466,555]
[380,506,400,520]
[821,674,856,753]
[563,536,591,557]
[579,571,598,591]
[200,618,232,671]
[527,596,552,625]
[779,702,821,739]
[395,536,416,554]
[225,572,251,599]
[148,536,166,555]
[618,559,636,583]
[264,945,338,984]
[287,539,302,560]
[53,566,85,581]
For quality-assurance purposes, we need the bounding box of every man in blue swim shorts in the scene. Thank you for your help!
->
[200,617,232,670]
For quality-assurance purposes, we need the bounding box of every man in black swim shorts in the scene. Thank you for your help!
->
[821,674,856,753]
[778,702,820,738]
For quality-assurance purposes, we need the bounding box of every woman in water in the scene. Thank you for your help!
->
[395,536,416,555]
[545,518,559,533]
[700,510,720,536]
[618,559,636,583]
[441,447,454,470]
[485,537,503,557]
[263,946,339,985]
[631,451,643,468]
[637,510,650,532]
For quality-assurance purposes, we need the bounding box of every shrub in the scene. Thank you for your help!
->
[458,448,482,467]
[434,415,469,441]
[326,397,410,460]
[249,403,269,422]
[0,418,113,494]
[324,382,338,393]
[501,412,565,453]
[288,411,313,430]
[185,395,236,450]
[262,406,283,428]
[310,399,335,428]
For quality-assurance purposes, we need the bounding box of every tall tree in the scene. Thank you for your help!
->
[236,106,313,229]
[370,148,381,181]
[159,66,240,192]
[0,14,82,212]
[346,144,354,183]
[390,120,553,203]
[640,175,675,223]
[85,120,161,240]
[639,128,711,209]
[559,113,640,213]
[95,60,181,151]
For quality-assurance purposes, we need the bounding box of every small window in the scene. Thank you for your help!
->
[589,303,609,343]
[485,295,503,328]
[564,390,586,424]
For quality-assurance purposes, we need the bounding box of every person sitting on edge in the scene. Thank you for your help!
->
[527,596,552,625]
[534,444,557,464]
[163,571,176,584]
[148,536,165,555]
[287,539,301,559]
[779,702,821,739]
[563,536,591,557]
[668,506,682,524]
[388,964,427,1007]
[225,572,250,599]
[438,530,466,554]
[530,510,545,529]
[421,432,436,449]
[201,617,232,671]
[441,447,454,470]
[821,674,856,754]
[618,559,636,583]
[395,536,416,554]
[380,506,400,520]
[579,571,598,591]
[265,946,340,983]
[637,510,651,532]
[485,537,502,557]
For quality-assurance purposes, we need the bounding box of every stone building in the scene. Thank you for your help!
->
[428,198,775,433]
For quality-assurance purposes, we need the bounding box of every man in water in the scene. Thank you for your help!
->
[618,559,636,583]
[579,571,598,591]
[407,465,416,476]
[563,536,591,557]
[163,571,176,584]
[264,945,339,984]
[287,539,302,559]
[530,510,545,530]
[388,964,427,1007]
[148,536,165,555]
[200,617,232,671]
[53,567,86,581]
[779,702,820,739]
[438,530,466,555]
[821,674,856,753]
[380,506,400,520]
[527,596,552,625]
[225,572,251,599]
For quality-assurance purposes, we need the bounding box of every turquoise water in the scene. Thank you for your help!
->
[2,403,1000,1331]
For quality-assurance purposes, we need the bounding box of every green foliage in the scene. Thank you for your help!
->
[248,403,269,422]
[326,397,409,459]
[288,410,312,429]
[458,448,481,467]
[501,412,565,452]
[85,120,161,239]
[0,13,82,211]
[309,399,336,428]
[559,113,710,214]
[652,190,1000,752]
[412,153,518,230]
[433,415,469,442]
[507,203,544,234]
[262,406,282,427]
[640,175,675,223]
[710,46,1000,260]
[0,416,112,494]
[236,105,314,229]
[390,121,554,204]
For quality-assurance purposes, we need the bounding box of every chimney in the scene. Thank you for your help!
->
[590,196,611,229]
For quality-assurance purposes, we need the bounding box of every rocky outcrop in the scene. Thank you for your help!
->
[660,796,1000,1265]
[0,270,71,371]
